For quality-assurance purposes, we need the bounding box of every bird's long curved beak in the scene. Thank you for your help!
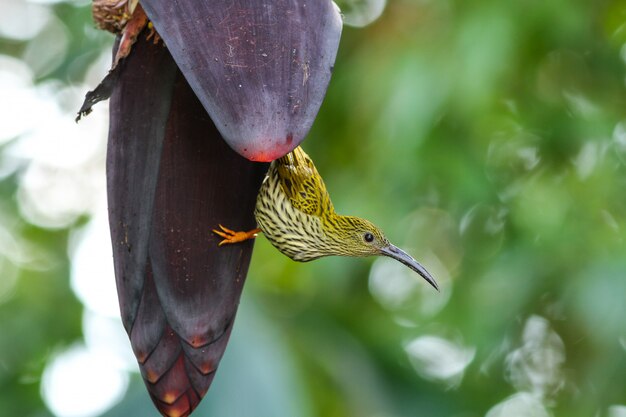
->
[380,245,439,291]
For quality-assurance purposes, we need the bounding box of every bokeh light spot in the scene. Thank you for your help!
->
[335,0,386,27]
[0,0,51,41]
[369,253,451,318]
[485,392,550,417]
[0,55,37,145]
[41,344,129,417]
[404,335,475,388]
[82,310,137,372]
[70,210,119,318]
[10,80,108,228]
[505,316,565,398]
[608,405,626,417]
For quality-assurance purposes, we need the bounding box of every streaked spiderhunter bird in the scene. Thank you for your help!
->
[213,146,439,290]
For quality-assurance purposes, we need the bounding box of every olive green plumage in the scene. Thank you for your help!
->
[254,146,389,262]
[215,146,438,289]
[252,147,438,290]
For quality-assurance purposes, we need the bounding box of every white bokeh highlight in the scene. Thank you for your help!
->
[485,392,550,417]
[369,252,451,318]
[608,405,626,417]
[69,209,120,318]
[82,310,137,372]
[486,316,566,417]
[336,0,387,28]
[0,0,51,41]
[505,315,565,399]
[404,335,475,388]
[0,55,41,145]
[41,344,129,417]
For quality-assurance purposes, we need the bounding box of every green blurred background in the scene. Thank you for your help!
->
[1,0,626,416]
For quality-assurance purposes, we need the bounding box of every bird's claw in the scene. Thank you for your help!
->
[212,224,260,246]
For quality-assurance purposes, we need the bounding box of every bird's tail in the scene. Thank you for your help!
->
[278,146,313,169]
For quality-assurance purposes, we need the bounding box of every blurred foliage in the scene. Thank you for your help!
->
[1,0,626,416]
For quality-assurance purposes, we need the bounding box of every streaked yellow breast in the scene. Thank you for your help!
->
[254,163,332,262]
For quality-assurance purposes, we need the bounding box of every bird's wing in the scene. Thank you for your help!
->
[275,147,333,216]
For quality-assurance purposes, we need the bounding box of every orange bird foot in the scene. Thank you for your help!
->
[212,225,262,246]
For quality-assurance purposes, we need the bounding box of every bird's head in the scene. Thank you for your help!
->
[331,216,439,291]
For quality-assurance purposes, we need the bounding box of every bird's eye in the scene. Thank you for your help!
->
[364,232,374,243]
